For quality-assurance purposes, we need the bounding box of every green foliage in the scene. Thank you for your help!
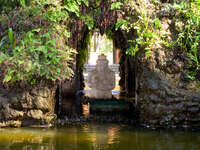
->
[0,0,90,84]
[111,2,123,10]
[172,0,200,80]
[63,0,89,17]
[8,28,16,48]
[78,32,91,69]
[1,0,200,84]
[0,0,31,12]
[0,28,16,56]
[115,0,165,58]
[118,0,200,80]
[83,15,94,30]
[1,28,75,83]
[153,18,162,29]
[115,19,130,31]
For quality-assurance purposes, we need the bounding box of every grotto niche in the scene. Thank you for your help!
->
[1,0,200,128]
[59,0,200,128]
[58,0,137,118]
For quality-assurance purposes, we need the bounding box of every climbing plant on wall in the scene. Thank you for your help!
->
[0,0,88,85]
[0,0,200,86]
[110,0,200,80]
[173,0,200,80]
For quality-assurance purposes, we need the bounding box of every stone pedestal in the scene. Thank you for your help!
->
[87,54,115,99]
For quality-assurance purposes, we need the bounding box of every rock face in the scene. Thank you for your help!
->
[136,48,200,128]
[87,54,115,99]
[0,86,56,127]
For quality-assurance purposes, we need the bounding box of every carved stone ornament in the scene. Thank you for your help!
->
[87,54,115,99]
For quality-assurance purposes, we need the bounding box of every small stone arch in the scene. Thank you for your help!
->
[57,0,200,128]
[58,1,138,117]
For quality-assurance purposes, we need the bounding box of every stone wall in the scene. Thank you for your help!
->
[125,1,200,128]
[0,85,56,127]
[137,48,200,128]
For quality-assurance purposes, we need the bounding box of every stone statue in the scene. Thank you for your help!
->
[87,54,115,99]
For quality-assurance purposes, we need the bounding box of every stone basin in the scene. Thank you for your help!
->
[89,99,133,113]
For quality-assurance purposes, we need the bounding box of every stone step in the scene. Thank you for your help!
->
[89,99,134,113]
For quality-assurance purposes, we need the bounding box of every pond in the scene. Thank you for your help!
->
[0,124,199,150]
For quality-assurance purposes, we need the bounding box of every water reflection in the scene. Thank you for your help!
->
[80,124,120,149]
[0,125,199,150]
[0,128,55,150]
[82,104,89,117]
[107,126,119,145]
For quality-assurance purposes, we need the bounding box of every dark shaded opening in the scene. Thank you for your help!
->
[58,23,138,119]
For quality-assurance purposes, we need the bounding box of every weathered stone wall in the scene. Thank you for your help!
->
[124,1,200,128]
[137,48,200,128]
[0,85,56,127]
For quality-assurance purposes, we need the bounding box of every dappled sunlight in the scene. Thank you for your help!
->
[88,31,113,65]
[84,31,120,93]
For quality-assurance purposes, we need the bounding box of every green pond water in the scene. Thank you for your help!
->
[0,124,199,150]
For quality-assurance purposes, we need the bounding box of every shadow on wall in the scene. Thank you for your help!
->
[55,78,78,118]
